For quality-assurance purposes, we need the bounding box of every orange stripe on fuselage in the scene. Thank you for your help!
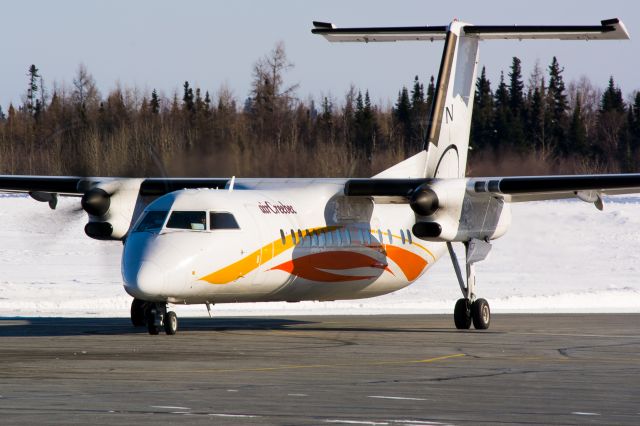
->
[384,245,429,281]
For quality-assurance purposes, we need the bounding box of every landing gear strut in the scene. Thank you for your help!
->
[448,239,492,330]
[142,302,178,335]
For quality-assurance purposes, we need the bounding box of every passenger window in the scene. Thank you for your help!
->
[280,229,286,245]
[400,229,406,244]
[387,229,393,244]
[210,212,240,229]
[291,230,297,244]
[368,230,373,245]
[298,230,304,245]
[318,230,325,246]
[135,210,168,232]
[336,229,343,246]
[345,228,352,245]
[407,229,413,244]
[305,230,312,247]
[377,229,383,244]
[326,230,333,246]
[313,230,319,246]
[166,211,206,230]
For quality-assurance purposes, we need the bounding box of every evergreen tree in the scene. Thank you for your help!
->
[493,72,510,151]
[394,86,411,153]
[409,75,428,152]
[182,81,194,112]
[204,91,212,111]
[507,57,527,150]
[629,92,640,167]
[508,57,524,112]
[471,67,494,151]
[527,83,547,154]
[26,64,40,116]
[547,56,569,155]
[568,93,587,154]
[149,89,160,114]
[0,105,5,121]
[597,76,627,169]
[600,76,625,113]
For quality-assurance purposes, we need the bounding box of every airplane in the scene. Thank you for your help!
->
[0,18,636,335]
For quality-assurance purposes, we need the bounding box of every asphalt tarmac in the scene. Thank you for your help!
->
[0,314,638,425]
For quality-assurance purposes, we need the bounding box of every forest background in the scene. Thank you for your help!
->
[1,42,639,178]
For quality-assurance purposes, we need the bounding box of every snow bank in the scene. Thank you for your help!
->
[1,194,639,317]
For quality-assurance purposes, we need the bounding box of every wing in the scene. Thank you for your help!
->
[470,174,640,205]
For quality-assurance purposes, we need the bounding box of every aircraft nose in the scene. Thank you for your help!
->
[125,261,165,300]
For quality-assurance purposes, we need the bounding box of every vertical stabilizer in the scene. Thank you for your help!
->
[423,21,479,179]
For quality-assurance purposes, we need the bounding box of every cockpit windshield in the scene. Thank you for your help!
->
[166,211,207,231]
[134,210,169,232]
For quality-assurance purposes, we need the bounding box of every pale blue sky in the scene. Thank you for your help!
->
[1,0,637,109]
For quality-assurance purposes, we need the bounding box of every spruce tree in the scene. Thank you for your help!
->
[547,57,569,155]
[600,76,625,113]
[26,64,40,116]
[527,83,547,154]
[410,76,428,152]
[493,72,510,151]
[508,57,524,112]
[629,92,640,166]
[394,86,411,153]
[597,76,627,170]
[568,93,587,155]
[182,81,194,112]
[471,66,494,152]
[150,89,160,114]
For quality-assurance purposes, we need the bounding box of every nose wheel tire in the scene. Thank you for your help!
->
[471,298,491,330]
[130,299,147,327]
[164,311,178,335]
[454,298,472,329]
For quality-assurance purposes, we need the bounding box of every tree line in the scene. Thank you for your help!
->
[0,42,638,178]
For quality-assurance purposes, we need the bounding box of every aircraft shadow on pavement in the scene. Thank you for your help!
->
[0,317,315,337]
[0,316,499,337]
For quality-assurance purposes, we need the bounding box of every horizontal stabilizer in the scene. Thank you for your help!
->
[312,18,629,42]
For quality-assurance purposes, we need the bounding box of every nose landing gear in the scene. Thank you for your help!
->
[130,299,178,335]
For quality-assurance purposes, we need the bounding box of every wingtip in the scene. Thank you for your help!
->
[313,21,335,29]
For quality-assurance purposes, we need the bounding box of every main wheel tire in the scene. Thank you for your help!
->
[130,299,147,327]
[146,309,160,335]
[454,298,472,329]
[471,298,491,330]
[164,311,178,335]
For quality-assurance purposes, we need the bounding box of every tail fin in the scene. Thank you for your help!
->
[424,21,478,178]
[313,18,629,178]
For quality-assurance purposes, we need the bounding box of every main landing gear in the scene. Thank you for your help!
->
[130,298,178,335]
[447,239,492,330]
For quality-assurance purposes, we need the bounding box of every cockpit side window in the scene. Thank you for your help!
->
[166,211,207,230]
[210,212,240,230]
[135,211,169,232]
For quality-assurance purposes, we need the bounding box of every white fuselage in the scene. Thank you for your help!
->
[122,180,446,304]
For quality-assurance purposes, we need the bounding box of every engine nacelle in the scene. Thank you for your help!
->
[411,179,511,242]
[82,179,145,240]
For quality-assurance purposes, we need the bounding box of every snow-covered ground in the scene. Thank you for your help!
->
[1,194,639,317]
